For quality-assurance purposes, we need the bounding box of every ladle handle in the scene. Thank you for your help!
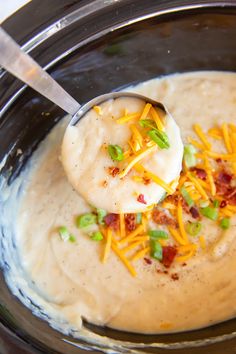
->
[0,27,80,115]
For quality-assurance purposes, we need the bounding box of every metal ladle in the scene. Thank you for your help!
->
[0,27,166,126]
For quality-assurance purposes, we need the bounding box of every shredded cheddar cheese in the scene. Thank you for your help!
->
[140,103,152,120]
[177,200,189,243]
[134,164,174,194]
[194,124,211,150]
[116,112,140,124]
[168,227,187,246]
[119,213,126,239]
[150,106,164,131]
[119,146,157,178]
[222,123,232,153]
[131,246,150,261]
[119,224,144,245]
[111,242,137,276]
[186,172,209,200]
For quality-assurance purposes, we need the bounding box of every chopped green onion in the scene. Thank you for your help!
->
[184,144,197,168]
[180,187,194,207]
[136,212,142,224]
[76,213,97,228]
[97,208,107,225]
[148,230,168,240]
[150,240,163,260]
[213,200,219,208]
[200,206,218,221]
[199,200,210,208]
[139,119,156,130]
[59,226,76,243]
[69,234,76,243]
[90,231,103,241]
[108,144,124,161]
[148,129,170,149]
[220,217,230,230]
[186,221,202,236]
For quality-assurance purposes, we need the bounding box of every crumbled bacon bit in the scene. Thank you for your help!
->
[108,166,120,177]
[137,194,147,204]
[166,194,179,205]
[171,273,179,281]
[124,213,136,232]
[162,246,177,268]
[190,206,200,219]
[144,257,152,265]
[217,171,232,184]
[152,209,178,228]
[143,177,151,185]
[191,167,207,180]
[104,213,119,230]
[220,200,227,208]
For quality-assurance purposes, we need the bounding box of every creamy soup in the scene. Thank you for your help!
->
[2,71,236,336]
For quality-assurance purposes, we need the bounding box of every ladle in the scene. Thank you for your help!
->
[0,27,166,126]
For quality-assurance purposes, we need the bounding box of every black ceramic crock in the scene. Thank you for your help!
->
[1,1,236,353]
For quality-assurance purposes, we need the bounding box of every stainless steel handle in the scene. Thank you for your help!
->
[0,27,80,115]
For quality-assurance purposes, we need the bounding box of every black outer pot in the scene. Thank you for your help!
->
[1,1,236,353]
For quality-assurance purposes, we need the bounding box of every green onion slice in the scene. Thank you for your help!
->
[199,200,209,208]
[220,217,230,230]
[136,212,142,224]
[213,200,219,208]
[76,213,97,228]
[186,221,202,236]
[150,240,163,260]
[148,230,168,240]
[108,144,124,161]
[181,187,194,207]
[59,226,76,243]
[148,129,170,149]
[90,231,103,241]
[139,119,157,130]
[69,234,76,243]
[97,208,107,225]
[184,144,197,168]
[200,206,218,221]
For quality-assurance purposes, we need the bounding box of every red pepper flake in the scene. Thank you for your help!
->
[171,273,179,281]
[144,257,152,265]
[190,206,200,219]
[104,213,120,230]
[220,200,227,208]
[108,166,120,177]
[191,167,207,180]
[216,158,222,164]
[161,246,177,268]
[124,213,136,232]
[137,194,147,204]
[152,209,178,228]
